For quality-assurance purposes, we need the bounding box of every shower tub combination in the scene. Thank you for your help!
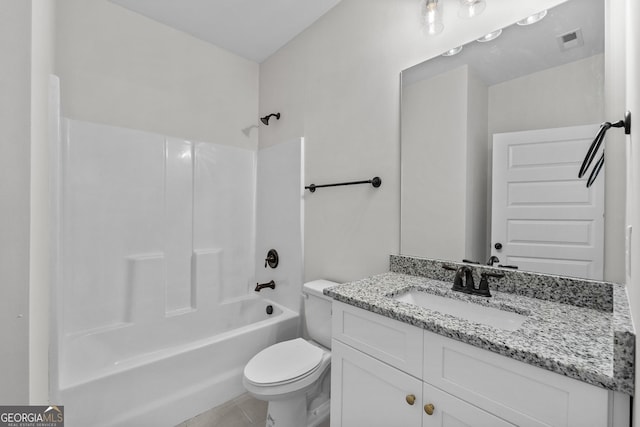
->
[59,296,298,427]
[51,119,299,426]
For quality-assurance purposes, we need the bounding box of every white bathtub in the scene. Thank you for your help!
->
[56,296,299,427]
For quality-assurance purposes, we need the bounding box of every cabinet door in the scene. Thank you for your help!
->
[422,383,515,427]
[423,330,610,426]
[331,340,422,427]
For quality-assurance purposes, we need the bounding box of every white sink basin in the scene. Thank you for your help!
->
[393,290,527,331]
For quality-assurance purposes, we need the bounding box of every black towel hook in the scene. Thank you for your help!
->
[586,152,605,188]
[578,122,611,179]
[579,111,631,187]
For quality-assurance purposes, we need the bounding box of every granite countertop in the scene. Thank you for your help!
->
[325,264,635,396]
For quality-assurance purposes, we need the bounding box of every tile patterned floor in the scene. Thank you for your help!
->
[175,393,330,427]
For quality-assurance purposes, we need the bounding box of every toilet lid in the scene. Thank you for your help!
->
[244,338,324,385]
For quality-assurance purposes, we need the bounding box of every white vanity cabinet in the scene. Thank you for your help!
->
[332,339,513,427]
[330,301,626,427]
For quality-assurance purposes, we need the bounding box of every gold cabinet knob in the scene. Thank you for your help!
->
[424,403,435,415]
[405,394,416,405]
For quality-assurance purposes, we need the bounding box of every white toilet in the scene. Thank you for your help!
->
[243,279,337,427]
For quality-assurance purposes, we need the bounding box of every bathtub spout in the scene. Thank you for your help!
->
[255,280,276,292]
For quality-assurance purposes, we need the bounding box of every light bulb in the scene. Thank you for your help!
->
[516,10,547,26]
[424,0,444,35]
[442,46,463,57]
[476,29,502,43]
[458,0,486,19]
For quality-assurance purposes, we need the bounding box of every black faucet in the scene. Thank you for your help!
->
[442,264,504,297]
[487,256,500,266]
[476,272,506,297]
[452,266,474,293]
[255,280,276,292]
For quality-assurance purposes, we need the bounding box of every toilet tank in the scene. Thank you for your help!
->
[303,280,338,349]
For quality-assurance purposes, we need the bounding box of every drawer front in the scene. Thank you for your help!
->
[423,330,609,427]
[332,301,423,377]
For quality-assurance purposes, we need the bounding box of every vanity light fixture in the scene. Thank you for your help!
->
[516,9,548,26]
[423,0,444,36]
[458,0,486,19]
[422,0,486,37]
[476,28,502,42]
[442,46,463,56]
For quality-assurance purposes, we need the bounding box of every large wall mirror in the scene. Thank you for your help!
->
[400,0,605,279]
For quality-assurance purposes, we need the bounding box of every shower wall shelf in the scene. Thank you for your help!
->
[305,176,382,193]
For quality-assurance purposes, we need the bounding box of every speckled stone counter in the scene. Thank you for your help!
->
[325,256,635,396]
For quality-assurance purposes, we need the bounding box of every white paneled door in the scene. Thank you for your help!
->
[491,125,604,280]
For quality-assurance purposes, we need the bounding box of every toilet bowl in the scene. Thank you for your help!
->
[243,280,337,427]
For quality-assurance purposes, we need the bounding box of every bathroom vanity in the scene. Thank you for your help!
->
[327,256,634,427]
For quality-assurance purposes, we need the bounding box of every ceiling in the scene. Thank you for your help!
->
[403,0,603,87]
[109,0,343,63]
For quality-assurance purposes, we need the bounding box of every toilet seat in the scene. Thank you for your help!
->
[244,338,325,386]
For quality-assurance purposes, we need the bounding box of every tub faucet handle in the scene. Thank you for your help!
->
[264,249,279,269]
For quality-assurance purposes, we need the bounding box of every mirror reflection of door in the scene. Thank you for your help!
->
[491,125,604,280]
[399,0,606,277]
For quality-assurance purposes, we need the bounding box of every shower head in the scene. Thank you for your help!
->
[260,113,280,126]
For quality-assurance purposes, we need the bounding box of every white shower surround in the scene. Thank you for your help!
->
[254,139,305,312]
[51,119,303,426]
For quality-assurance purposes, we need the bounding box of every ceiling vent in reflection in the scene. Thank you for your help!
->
[557,28,584,51]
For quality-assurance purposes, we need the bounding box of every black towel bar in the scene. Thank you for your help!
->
[305,176,382,193]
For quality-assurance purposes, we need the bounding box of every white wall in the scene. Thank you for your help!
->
[402,64,487,263]
[465,68,489,262]
[259,0,569,283]
[30,0,56,404]
[488,54,604,135]
[0,0,32,405]
[254,139,305,312]
[55,0,259,150]
[401,66,468,261]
